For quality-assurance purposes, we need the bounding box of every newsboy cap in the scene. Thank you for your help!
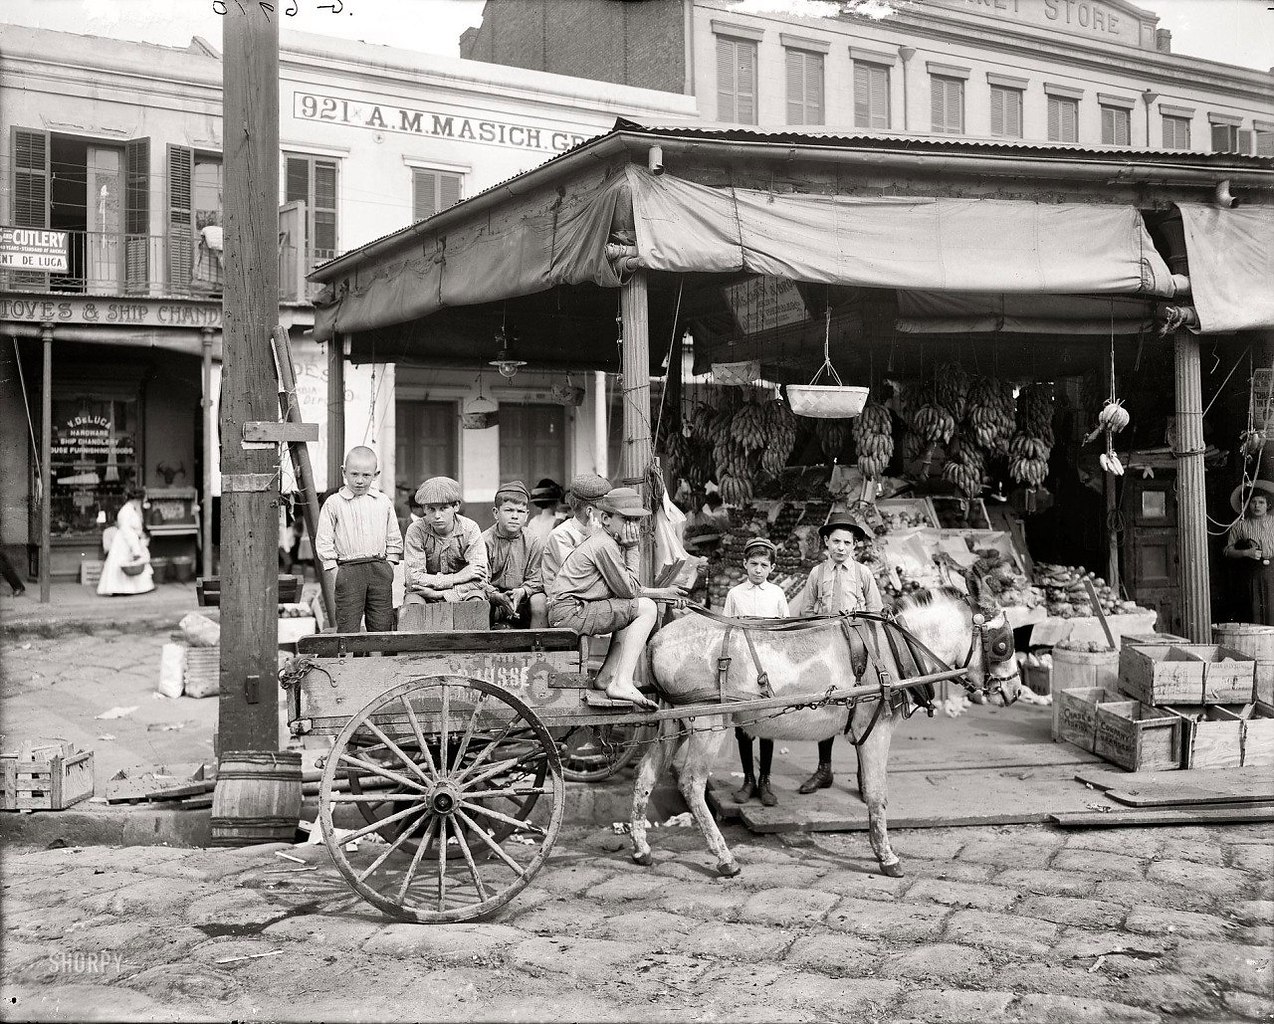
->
[494,480,531,506]
[567,473,612,502]
[415,476,462,505]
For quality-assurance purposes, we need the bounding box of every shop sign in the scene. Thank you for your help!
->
[0,226,68,272]
[932,0,1145,47]
[722,277,808,335]
[51,414,135,461]
[293,90,590,153]
[0,295,222,329]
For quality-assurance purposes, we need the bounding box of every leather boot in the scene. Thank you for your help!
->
[798,762,833,794]
[731,775,757,803]
[757,775,778,807]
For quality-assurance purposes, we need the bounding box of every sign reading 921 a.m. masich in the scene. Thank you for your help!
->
[0,227,68,272]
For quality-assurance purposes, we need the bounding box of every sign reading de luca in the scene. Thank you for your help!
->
[0,227,68,272]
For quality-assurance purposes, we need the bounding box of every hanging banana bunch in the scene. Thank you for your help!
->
[965,375,1015,451]
[912,402,956,446]
[814,418,852,461]
[729,399,768,453]
[942,429,986,498]
[853,401,894,480]
[934,362,970,423]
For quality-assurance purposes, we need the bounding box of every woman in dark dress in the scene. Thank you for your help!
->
[1225,481,1274,625]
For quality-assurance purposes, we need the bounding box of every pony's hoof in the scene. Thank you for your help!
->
[880,860,904,878]
[718,860,741,878]
[632,851,654,867]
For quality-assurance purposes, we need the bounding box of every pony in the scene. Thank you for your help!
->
[629,574,1021,878]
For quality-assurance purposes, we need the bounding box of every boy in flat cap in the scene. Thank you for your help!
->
[482,481,547,629]
[542,473,611,593]
[402,476,489,609]
[548,487,686,708]
[723,537,789,806]
[791,517,883,795]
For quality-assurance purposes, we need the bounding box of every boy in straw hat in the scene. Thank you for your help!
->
[403,476,489,608]
[548,487,687,708]
[723,537,788,807]
[482,480,547,629]
[542,473,611,593]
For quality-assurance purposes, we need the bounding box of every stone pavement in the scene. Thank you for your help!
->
[3,821,1272,1022]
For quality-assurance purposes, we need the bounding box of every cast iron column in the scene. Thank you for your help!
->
[1173,328,1211,641]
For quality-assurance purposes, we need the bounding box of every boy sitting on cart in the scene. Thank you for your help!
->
[402,476,489,610]
[481,480,548,629]
[547,487,686,709]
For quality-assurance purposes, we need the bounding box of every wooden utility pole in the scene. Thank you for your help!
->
[200,327,215,578]
[327,336,345,492]
[219,5,280,753]
[1173,328,1211,641]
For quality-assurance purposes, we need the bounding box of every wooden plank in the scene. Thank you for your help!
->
[242,420,319,444]
[1104,787,1273,808]
[298,628,582,656]
[1076,765,1273,796]
[1050,805,1274,828]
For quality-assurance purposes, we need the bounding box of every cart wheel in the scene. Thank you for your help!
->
[319,675,564,923]
[559,721,653,783]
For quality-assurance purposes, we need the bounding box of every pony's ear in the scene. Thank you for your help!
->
[965,570,998,612]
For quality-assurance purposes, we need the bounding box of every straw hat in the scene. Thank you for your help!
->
[597,487,650,519]
[1231,480,1274,516]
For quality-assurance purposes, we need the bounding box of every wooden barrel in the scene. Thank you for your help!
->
[1213,623,1274,704]
[210,750,302,847]
[1050,647,1119,741]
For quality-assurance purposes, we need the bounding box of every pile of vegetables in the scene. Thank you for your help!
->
[1034,562,1142,618]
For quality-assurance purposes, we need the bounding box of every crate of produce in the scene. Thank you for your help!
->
[1094,700,1182,771]
[1054,686,1119,749]
[1122,632,1190,646]
[1162,705,1244,769]
[1241,701,1274,768]
[1,744,95,811]
[1118,644,1256,705]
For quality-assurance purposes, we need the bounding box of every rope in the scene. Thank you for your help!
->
[654,278,684,447]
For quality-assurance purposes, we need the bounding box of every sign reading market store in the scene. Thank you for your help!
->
[0,226,68,273]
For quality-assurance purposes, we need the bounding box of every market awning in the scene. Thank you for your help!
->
[1178,204,1274,334]
[895,291,1158,335]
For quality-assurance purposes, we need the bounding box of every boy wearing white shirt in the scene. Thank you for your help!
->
[722,537,788,807]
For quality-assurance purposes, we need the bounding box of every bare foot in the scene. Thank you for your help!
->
[604,680,657,710]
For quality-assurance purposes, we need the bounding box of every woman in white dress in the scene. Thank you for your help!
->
[97,489,155,596]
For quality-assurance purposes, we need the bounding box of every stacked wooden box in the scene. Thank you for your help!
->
[2,739,95,811]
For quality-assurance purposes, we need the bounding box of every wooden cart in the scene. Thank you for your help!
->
[287,628,962,923]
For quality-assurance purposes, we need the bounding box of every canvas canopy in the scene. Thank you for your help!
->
[1178,204,1274,334]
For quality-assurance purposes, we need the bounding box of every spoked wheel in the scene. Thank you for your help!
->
[559,721,654,783]
[319,675,564,923]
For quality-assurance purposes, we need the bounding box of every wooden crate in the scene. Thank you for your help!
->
[1054,686,1119,750]
[79,560,103,587]
[1241,701,1274,768]
[1163,705,1244,770]
[1094,700,1182,771]
[184,647,220,699]
[1119,645,1256,705]
[2,750,95,810]
[399,600,489,633]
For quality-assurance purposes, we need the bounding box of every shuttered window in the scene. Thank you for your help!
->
[989,85,1023,138]
[285,154,339,268]
[784,49,824,126]
[1100,105,1131,146]
[716,36,758,124]
[930,76,964,135]
[852,62,890,130]
[1162,115,1191,150]
[1210,122,1244,154]
[412,168,463,222]
[167,144,194,294]
[1047,96,1079,143]
[9,127,50,288]
[124,138,150,293]
[1257,130,1274,157]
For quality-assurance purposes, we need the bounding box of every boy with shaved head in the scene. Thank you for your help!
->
[315,446,402,633]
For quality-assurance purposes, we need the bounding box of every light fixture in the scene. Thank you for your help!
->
[489,326,526,379]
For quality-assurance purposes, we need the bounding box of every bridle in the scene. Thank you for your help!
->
[960,608,1020,706]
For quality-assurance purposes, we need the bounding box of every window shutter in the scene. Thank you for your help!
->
[1009,91,1022,137]
[10,127,50,288]
[990,88,1004,136]
[948,80,963,133]
[1101,107,1113,144]
[1048,98,1060,140]
[785,50,803,124]
[413,168,438,222]
[438,172,461,212]
[124,138,150,293]
[1210,123,1231,152]
[167,144,194,294]
[872,67,889,129]
[1118,110,1130,145]
[1237,129,1254,155]
[313,160,337,259]
[716,37,736,122]
[285,157,309,205]
[853,64,870,127]
[806,54,824,125]
[736,41,756,124]
[930,77,943,132]
[1257,131,1274,157]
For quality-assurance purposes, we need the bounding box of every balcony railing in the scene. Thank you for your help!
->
[1,229,332,303]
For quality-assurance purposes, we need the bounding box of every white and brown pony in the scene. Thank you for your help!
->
[631,575,1021,878]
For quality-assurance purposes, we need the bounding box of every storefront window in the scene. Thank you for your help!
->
[48,391,140,537]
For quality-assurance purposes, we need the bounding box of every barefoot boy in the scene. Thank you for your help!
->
[402,476,488,609]
[722,537,789,807]
[314,446,402,633]
[482,480,547,629]
[547,487,685,708]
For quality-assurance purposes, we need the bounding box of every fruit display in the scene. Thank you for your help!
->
[1034,562,1142,618]
[1009,382,1054,488]
[941,428,986,498]
[853,400,894,480]
[878,506,933,534]
[964,376,1015,453]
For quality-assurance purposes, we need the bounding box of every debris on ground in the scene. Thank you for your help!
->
[95,705,138,720]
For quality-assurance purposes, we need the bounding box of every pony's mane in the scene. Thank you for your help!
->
[896,586,968,616]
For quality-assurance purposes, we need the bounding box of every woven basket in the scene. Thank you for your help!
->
[786,384,869,419]
[461,411,498,430]
[551,383,586,407]
[712,360,760,386]
[121,559,149,577]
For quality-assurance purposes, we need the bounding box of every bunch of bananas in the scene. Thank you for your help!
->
[814,419,852,460]
[913,403,956,446]
[941,430,986,497]
[1008,432,1049,486]
[1016,383,1055,446]
[718,474,753,505]
[964,376,1015,450]
[935,363,970,422]
[759,399,798,478]
[853,401,894,480]
[729,400,769,452]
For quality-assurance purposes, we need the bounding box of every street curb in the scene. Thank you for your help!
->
[1,614,195,640]
[0,778,688,849]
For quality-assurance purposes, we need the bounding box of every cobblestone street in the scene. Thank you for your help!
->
[3,819,1272,1022]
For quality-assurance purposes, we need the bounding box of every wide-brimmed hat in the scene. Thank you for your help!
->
[494,480,531,506]
[1232,480,1274,516]
[567,473,612,502]
[530,478,563,506]
[819,518,872,542]
[415,476,462,506]
[597,487,650,519]
[741,537,778,559]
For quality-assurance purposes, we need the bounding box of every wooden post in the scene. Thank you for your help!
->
[273,326,335,625]
[200,326,215,578]
[326,335,346,493]
[1173,328,1211,642]
[618,271,651,488]
[218,4,280,755]
[39,323,52,604]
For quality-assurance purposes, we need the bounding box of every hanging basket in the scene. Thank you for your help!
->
[785,309,868,418]
[712,360,761,387]
[461,394,498,430]
[551,380,586,407]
